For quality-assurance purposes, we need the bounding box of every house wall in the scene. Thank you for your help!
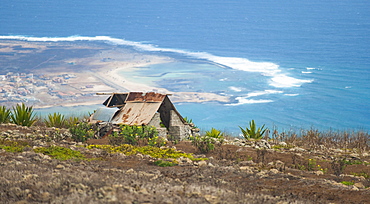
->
[169,110,192,141]
[157,96,172,128]
[95,93,192,140]
[147,112,167,138]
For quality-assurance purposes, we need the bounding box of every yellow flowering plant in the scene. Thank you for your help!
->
[148,136,167,147]
[317,164,328,174]
[87,144,207,161]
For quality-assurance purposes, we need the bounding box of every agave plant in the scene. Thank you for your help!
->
[239,120,267,140]
[0,105,11,123]
[205,128,223,139]
[44,112,66,128]
[183,117,193,124]
[66,116,80,128]
[10,103,38,127]
[183,117,198,128]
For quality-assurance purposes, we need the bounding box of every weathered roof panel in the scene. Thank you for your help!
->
[110,102,163,125]
[91,106,119,122]
[94,92,176,125]
[126,92,166,102]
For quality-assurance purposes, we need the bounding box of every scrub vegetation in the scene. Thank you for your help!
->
[0,104,369,203]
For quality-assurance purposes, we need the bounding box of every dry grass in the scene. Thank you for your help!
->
[272,128,370,153]
[0,124,370,203]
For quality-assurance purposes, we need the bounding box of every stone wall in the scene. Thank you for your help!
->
[168,110,191,141]
[147,112,167,138]
[145,110,192,140]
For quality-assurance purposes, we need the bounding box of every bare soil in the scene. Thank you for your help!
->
[0,125,369,203]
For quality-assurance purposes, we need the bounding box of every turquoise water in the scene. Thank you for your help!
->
[35,105,101,118]
[123,62,265,94]
[1,0,369,132]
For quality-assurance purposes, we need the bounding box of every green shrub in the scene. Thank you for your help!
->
[69,122,96,142]
[342,159,366,165]
[87,144,206,161]
[34,145,86,161]
[10,103,37,127]
[190,135,221,153]
[340,181,354,186]
[307,158,317,171]
[189,127,225,153]
[272,144,295,150]
[0,139,30,152]
[0,105,11,123]
[108,125,158,146]
[148,136,167,147]
[317,164,328,174]
[44,112,67,128]
[239,120,267,140]
[295,164,306,171]
[351,171,370,179]
[154,160,177,167]
[66,116,80,127]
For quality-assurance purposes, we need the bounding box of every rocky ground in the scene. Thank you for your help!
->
[0,123,369,204]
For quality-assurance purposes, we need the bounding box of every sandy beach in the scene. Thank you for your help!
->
[93,49,173,93]
[0,40,229,109]
[93,51,230,103]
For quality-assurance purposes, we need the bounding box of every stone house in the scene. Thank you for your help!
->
[89,92,196,140]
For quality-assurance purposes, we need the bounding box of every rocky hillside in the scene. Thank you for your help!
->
[0,123,369,203]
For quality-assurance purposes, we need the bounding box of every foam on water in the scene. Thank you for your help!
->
[0,35,313,89]
[227,90,283,106]
[246,90,284,97]
[227,99,273,106]
[229,86,243,92]
[269,75,313,88]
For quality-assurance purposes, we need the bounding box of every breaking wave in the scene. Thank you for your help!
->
[227,99,273,106]
[226,90,283,106]
[0,35,313,88]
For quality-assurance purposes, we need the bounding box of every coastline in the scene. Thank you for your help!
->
[86,50,230,103]
[93,50,174,93]
[0,40,230,110]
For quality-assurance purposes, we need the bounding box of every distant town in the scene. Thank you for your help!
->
[0,72,104,108]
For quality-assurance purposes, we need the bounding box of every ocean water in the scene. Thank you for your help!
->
[1,0,370,134]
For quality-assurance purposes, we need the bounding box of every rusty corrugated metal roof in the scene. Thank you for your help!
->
[93,92,177,125]
[111,101,163,125]
[100,92,169,107]
[126,92,166,102]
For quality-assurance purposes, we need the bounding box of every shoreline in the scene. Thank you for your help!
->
[90,49,230,103]
[33,100,103,109]
[94,51,174,93]
[0,40,230,110]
